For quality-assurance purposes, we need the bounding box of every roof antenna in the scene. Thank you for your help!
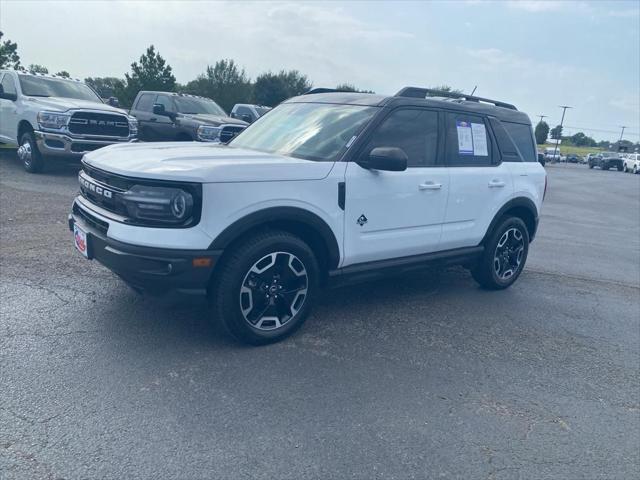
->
[470,85,477,96]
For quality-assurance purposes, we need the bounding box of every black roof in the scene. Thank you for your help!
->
[286,87,531,124]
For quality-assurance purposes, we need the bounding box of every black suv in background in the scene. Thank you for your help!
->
[588,152,624,171]
[129,91,247,143]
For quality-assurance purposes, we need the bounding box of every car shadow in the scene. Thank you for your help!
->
[0,147,82,177]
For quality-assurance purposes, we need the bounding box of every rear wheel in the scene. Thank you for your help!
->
[634,165,639,174]
[471,216,529,290]
[617,164,623,172]
[623,164,628,173]
[209,230,319,345]
[18,131,45,173]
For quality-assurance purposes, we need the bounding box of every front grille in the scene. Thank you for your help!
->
[73,202,109,234]
[79,166,131,216]
[69,111,129,137]
[220,125,245,144]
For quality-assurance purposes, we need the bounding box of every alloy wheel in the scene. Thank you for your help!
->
[17,139,33,168]
[493,227,525,281]
[239,251,309,331]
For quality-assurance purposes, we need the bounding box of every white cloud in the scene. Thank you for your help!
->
[608,8,640,18]
[505,1,565,13]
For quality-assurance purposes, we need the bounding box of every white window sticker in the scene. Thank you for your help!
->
[471,122,488,156]
[456,121,474,155]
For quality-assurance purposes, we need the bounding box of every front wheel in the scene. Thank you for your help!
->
[471,217,529,290]
[209,230,319,345]
[18,131,45,173]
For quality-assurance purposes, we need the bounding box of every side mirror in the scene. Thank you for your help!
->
[153,103,176,120]
[0,85,17,101]
[241,114,252,124]
[358,147,408,172]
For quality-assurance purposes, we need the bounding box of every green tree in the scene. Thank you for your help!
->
[28,64,49,74]
[534,121,550,145]
[0,31,20,69]
[119,45,176,107]
[184,59,252,112]
[428,85,463,94]
[55,71,70,78]
[335,83,375,93]
[85,77,125,99]
[550,124,563,140]
[253,70,312,107]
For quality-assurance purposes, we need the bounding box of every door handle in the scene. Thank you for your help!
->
[488,179,506,188]
[419,182,442,190]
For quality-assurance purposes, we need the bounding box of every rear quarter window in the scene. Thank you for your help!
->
[503,122,537,162]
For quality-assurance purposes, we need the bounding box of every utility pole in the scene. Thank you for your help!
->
[552,105,572,162]
[537,114,547,124]
[618,126,626,142]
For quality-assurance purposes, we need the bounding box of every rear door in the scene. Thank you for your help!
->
[440,111,514,250]
[343,108,449,266]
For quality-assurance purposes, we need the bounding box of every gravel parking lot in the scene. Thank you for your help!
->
[1,152,639,479]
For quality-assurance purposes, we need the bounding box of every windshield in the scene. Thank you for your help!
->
[174,97,226,116]
[18,75,102,102]
[229,102,377,162]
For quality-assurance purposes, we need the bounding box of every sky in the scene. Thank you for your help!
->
[1,0,639,142]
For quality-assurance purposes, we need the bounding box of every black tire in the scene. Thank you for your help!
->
[617,165,623,172]
[209,230,319,345]
[18,131,45,173]
[623,164,628,173]
[471,216,529,290]
[588,163,594,169]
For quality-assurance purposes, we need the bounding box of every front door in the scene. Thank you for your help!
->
[343,108,449,266]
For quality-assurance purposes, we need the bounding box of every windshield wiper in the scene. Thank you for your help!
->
[26,94,51,97]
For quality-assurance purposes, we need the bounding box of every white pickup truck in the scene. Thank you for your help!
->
[0,70,138,173]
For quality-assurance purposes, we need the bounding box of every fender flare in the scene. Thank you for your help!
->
[209,206,341,268]
[481,197,539,244]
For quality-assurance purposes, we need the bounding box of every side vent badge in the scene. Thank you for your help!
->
[357,214,368,226]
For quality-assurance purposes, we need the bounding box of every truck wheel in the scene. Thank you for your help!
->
[623,164,628,173]
[209,230,319,345]
[471,216,529,290]
[617,164,623,172]
[18,131,45,173]
[588,163,594,169]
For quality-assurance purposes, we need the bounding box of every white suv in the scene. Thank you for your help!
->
[0,70,137,173]
[622,153,640,174]
[69,87,546,344]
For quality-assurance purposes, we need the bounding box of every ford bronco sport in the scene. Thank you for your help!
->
[0,70,138,173]
[69,87,546,345]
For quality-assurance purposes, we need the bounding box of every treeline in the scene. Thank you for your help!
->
[535,120,638,150]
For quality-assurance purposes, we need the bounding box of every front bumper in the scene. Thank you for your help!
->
[35,130,137,158]
[68,203,222,295]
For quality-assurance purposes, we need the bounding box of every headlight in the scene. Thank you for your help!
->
[197,125,222,142]
[122,185,194,224]
[128,117,138,136]
[37,111,70,130]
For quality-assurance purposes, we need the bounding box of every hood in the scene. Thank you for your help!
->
[181,113,247,127]
[26,96,128,115]
[83,142,334,183]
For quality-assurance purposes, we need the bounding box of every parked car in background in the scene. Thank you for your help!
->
[130,91,248,143]
[537,152,545,166]
[584,153,598,165]
[565,154,581,164]
[230,104,271,124]
[0,69,138,173]
[544,147,561,162]
[588,152,624,171]
[622,153,640,174]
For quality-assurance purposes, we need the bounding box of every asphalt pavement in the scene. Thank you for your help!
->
[1,152,639,479]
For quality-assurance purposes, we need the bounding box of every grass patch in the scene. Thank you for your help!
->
[539,143,603,156]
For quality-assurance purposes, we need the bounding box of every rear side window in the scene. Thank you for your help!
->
[366,108,439,167]
[503,122,537,162]
[1,74,17,96]
[445,113,492,166]
[135,93,156,112]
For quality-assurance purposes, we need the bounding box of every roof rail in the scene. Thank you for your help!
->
[394,87,517,110]
[304,88,340,95]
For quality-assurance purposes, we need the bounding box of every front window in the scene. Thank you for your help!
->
[229,102,377,162]
[174,97,226,116]
[18,75,102,102]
